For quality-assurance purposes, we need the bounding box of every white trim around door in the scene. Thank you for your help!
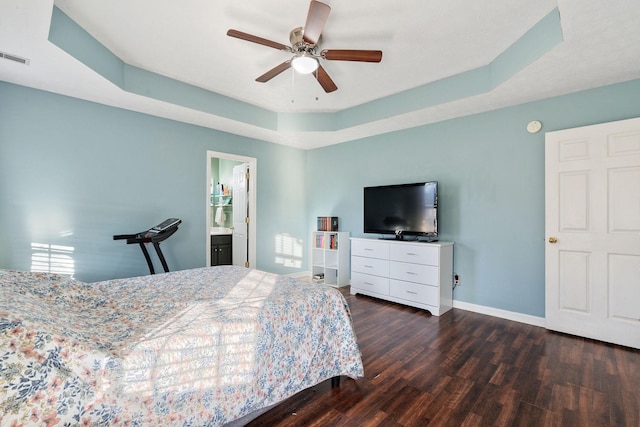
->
[206,151,257,269]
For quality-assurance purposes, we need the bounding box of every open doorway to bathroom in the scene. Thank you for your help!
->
[206,151,257,268]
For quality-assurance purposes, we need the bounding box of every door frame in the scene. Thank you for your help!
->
[206,151,257,268]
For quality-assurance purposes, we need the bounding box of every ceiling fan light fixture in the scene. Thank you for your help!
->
[291,54,318,74]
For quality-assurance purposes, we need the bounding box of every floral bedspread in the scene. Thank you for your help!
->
[0,266,363,426]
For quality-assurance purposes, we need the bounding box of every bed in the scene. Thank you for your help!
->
[0,266,364,426]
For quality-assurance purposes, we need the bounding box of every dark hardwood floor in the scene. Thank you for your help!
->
[248,287,640,426]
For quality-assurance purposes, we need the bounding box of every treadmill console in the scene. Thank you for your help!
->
[151,218,181,232]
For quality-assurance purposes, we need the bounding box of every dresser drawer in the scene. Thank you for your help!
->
[390,279,439,306]
[351,272,389,295]
[351,239,390,259]
[352,256,389,277]
[390,244,439,266]
[389,261,438,285]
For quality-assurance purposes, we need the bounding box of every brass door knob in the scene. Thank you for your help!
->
[548,237,558,244]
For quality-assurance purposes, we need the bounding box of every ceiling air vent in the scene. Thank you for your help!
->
[0,51,30,65]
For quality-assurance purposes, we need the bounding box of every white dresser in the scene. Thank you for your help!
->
[350,238,454,316]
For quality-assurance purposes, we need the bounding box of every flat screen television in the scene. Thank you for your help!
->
[364,181,438,240]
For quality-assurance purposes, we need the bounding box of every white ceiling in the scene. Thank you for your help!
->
[2,0,640,149]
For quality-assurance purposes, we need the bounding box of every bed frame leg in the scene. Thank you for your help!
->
[331,376,340,388]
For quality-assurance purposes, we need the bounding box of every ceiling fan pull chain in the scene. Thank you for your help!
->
[291,65,296,90]
[290,66,296,104]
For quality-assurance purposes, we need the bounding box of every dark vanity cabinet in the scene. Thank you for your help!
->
[211,234,232,266]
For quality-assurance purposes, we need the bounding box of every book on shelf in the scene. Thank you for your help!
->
[316,232,339,250]
[317,216,339,231]
[329,234,337,250]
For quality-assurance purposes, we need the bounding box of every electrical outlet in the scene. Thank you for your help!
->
[454,274,460,286]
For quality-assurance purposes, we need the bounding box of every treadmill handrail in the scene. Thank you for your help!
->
[113,219,181,274]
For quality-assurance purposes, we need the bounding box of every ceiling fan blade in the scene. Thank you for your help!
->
[256,61,292,83]
[314,65,337,93]
[321,49,383,62]
[303,1,331,45]
[227,29,290,51]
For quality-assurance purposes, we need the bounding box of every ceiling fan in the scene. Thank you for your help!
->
[227,0,382,93]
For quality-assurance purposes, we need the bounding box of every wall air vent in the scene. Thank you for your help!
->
[0,51,30,65]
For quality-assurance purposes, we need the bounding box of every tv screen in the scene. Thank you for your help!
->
[364,181,438,239]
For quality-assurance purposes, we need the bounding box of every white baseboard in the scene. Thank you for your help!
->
[290,272,546,328]
[453,300,545,328]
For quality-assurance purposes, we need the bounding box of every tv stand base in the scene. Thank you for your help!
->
[378,237,438,243]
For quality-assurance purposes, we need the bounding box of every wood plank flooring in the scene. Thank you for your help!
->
[248,288,640,426]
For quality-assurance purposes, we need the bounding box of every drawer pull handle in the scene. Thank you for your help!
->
[364,248,374,251]
[406,272,418,275]
[406,290,418,295]
[364,265,373,268]
[364,282,374,286]
[406,252,418,256]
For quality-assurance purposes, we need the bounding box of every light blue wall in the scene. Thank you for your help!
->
[2,78,640,317]
[306,78,640,317]
[0,82,307,282]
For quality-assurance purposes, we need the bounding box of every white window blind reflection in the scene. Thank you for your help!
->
[274,234,303,268]
[31,242,75,276]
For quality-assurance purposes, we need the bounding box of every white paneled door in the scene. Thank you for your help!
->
[545,117,640,349]
[232,163,249,267]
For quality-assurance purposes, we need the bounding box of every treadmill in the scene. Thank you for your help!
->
[113,218,182,275]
